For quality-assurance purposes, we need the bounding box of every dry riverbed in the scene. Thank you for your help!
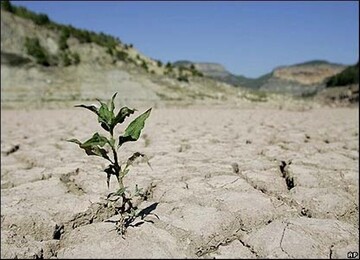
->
[1,105,359,258]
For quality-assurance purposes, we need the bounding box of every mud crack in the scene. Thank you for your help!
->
[279,160,295,190]
[59,168,84,195]
[233,162,310,220]
[64,182,158,235]
[4,144,20,155]
[195,218,246,257]
[329,244,334,259]
[279,222,291,257]
[238,238,260,258]
[67,201,117,230]
[196,234,239,257]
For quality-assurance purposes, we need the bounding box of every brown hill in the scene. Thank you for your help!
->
[0,9,239,108]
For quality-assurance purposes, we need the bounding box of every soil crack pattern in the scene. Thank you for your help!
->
[233,163,317,234]
[238,238,260,258]
[195,218,246,257]
[62,182,157,235]
[4,144,20,155]
[233,163,306,218]
[279,222,291,257]
[59,168,84,195]
[1,107,358,259]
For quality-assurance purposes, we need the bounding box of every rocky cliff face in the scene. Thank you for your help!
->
[260,61,346,95]
[192,63,230,78]
[272,61,346,85]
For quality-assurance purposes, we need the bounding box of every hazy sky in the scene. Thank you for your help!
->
[13,1,359,78]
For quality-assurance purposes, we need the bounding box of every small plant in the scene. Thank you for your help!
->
[71,52,81,65]
[106,47,114,56]
[177,75,189,83]
[60,51,71,66]
[24,37,50,66]
[1,0,13,12]
[68,93,152,236]
[164,62,173,75]
[33,13,50,25]
[165,62,172,69]
[141,60,149,72]
[243,90,268,102]
[115,50,128,61]
[59,28,70,50]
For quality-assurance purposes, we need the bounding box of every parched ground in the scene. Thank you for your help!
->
[1,105,359,258]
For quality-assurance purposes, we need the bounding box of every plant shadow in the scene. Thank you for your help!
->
[127,202,159,228]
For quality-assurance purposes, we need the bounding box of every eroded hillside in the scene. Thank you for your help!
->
[1,9,242,108]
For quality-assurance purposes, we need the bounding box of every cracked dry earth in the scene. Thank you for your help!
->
[1,106,359,258]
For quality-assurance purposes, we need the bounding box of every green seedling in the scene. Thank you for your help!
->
[68,92,152,236]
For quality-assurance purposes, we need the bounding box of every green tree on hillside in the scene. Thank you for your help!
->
[33,13,50,25]
[1,0,13,12]
[4,2,123,52]
[59,28,70,50]
[24,37,50,66]
[72,52,80,65]
[326,62,359,87]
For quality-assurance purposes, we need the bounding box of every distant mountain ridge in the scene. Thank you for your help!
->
[173,60,268,89]
[174,60,348,95]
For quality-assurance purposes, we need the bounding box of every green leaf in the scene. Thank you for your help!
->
[74,104,99,116]
[68,133,111,161]
[126,152,145,167]
[81,133,109,148]
[119,108,151,146]
[114,106,136,125]
[84,146,109,159]
[67,138,82,145]
[110,92,117,113]
[129,152,152,170]
[75,94,130,133]
[121,152,151,177]
[97,99,114,132]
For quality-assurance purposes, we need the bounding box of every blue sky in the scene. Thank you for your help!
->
[13,1,359,78]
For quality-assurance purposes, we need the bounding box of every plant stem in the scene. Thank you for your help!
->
[110,132,129,217]
[110,133,122,190]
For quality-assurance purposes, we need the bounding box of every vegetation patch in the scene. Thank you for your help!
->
[24,37,50,66]
[326,62,359,87]
[68,93,154,237]
[243,90,268,102]
[2,0,123,52]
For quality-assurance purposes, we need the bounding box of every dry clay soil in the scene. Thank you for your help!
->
[1,105,359,258]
